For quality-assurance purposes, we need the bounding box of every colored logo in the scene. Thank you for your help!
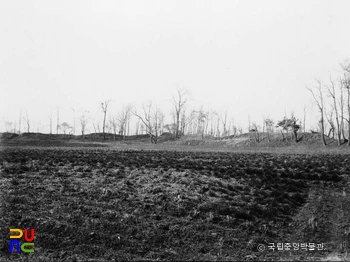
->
[9,228,35,253]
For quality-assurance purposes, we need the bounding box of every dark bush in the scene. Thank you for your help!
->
[331,174,341,182]
[234,211,253,220]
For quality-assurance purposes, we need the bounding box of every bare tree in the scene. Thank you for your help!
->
[49,114,53,138]
[250,122,259,142]
[5,121,12,132]
[80,111,89,139]
[190,110,197,135]
[71,107,76,136]
[261,116,266,141]
[306,80,327,146]
[220,109,228,137]
[56,107,60,134]
[101,100,111,140]
[325,107,335,139]
[303,105,307,133]
[18,109,22,134]
[140,123,144,135]
[338,80,347,142]
[215,116,220,138]
[105,122,111,134]
[153,109,161,143]
[226,117,237,137]
[171,87,188,139]
[132,102,162,144]
[228,118,236,137]
[204,109,216,136]
[118,104,132,140]
[159,111,165,134]
[135,119,140,135]
[232,125,238,137]
[192,107,207,139]
[180,110,188,135]
[109,116,118,141]
[127,113,131,136]
[290,113,301,142]
[23,111,30,133]
[264,118,274,141]
[227,118,232,136]
[340,60,350,145]
[170,110,176,134]
[326,76,341,145]
[92,120,100,139]
[248,115,251,133]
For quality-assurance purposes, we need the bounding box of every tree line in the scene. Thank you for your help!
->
[3,59,350,146]
[306,60,350,146]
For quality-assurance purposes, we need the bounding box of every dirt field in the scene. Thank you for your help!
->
[0,143,350,261]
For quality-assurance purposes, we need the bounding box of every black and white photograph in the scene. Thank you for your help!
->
[1,0,350,261]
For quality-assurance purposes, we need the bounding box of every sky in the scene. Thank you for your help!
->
[1,0,350,134]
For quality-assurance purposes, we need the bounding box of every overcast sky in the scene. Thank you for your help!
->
[1,0,350,133]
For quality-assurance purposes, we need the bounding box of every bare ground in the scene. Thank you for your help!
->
[1,134,350,261]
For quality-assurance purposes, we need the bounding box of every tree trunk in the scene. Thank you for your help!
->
[348,88,350,145]
[293,129,298,142]
[320,112,327,146]
[262,121,265,141]
[19,111,22,134]
[341,107,346,142]
[342,126,347,142]
[176,112,180,139]
[337,129,341,145]
[348,121,350,146]
[327,128,333,138]
[103,113,106,140]
[150,134,157,144]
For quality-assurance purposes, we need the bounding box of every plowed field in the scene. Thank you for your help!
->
[0,147,349,261]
